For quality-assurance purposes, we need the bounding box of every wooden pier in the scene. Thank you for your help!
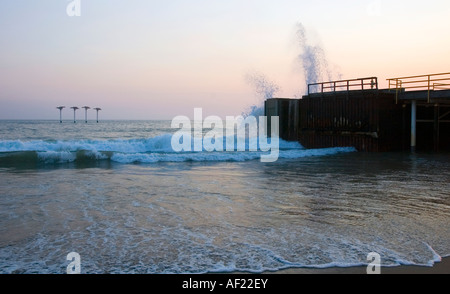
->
[265,73,450,152]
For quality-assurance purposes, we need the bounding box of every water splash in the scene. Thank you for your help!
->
[295,22,341,93]
[242,23,341,115]
[243,71,281,117]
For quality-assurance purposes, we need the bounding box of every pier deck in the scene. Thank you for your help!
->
[265,73,450,152]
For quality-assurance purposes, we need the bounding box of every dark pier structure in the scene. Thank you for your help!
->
[265,72,450,152]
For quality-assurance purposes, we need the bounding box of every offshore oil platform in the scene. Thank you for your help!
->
[265,72,450,152]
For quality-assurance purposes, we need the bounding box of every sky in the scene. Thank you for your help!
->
[1,0,450,120]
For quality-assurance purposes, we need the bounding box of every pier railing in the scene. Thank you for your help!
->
[308,77,378,95]
[387,72,450,103]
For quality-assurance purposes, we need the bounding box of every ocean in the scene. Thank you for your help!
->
[0,120,449,274]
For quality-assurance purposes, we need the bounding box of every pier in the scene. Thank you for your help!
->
[56,106,102,123]
[265,72,450,152]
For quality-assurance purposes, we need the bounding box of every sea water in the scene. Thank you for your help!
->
[0,120,449,273]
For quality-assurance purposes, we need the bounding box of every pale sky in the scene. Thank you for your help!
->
[1,0,450,120]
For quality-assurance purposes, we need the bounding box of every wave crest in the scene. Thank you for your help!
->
[0,134,356,165]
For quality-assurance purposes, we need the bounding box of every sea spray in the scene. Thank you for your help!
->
[243,71,281,117]
[242,22,342,114]
[294,22,342,94]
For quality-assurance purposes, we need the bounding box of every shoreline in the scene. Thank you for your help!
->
[256,256,450,274]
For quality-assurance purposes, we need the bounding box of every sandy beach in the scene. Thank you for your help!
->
[261,256,450,274]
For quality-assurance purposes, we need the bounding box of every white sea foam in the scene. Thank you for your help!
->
[37,151,76,163]
[424,243,443,266]
[0,135,356,164]
[0,134,175,153]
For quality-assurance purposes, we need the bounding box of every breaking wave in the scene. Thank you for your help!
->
[0,135,356,165]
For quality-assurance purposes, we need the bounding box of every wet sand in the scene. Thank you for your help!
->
[261,256,450,274]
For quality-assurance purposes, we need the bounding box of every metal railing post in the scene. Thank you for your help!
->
[428,75,431,103]
[411,100,417,152]
[395,79,400,104]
